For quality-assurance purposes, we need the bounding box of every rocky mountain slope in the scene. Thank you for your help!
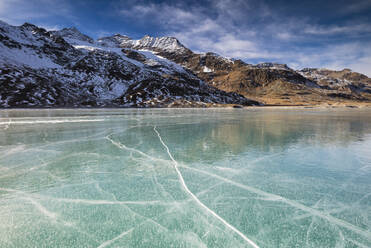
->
[1,20,370,108]
[0,21,257,108]
[134,46,371,106]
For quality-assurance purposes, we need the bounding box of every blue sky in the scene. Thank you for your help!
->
[1,0,371,76]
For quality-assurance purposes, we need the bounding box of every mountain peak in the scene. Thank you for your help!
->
[97,33,189,53]
[97,33,132,47]
[52,27,94,45]
[126,35,190,54]
[20,22,48,33]
[113,33,130,38]
[21,22,38,28]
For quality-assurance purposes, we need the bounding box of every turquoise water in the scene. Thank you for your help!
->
[0,108,370,247]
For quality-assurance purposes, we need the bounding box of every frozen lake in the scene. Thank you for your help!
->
[0,108,370,247]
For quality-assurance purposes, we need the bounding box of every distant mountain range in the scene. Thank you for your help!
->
[1,21,370,108]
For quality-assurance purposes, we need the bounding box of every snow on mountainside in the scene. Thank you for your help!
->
[97,33,190,54]
[51,27,94,45]
[124,35,190,54]
[1,20,370,108]
[0,22,78,69]
[0,21,257,108]
[97,34,131,48]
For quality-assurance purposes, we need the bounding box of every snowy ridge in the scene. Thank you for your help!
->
[69,41,188,76]
[121,35,190,54]
[137,49,188,74]
[96,33,189,54]
[51,27,94,45]
[201,52,235,64]
[97,34,131,48]
[0,20,256,108]
[0,22,80,69]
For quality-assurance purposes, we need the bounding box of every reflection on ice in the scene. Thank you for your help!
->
[0,108,371,247]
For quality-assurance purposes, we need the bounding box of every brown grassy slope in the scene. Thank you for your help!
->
[158,51,371,106]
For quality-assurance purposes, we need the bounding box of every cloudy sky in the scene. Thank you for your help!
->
[1,0,371,76]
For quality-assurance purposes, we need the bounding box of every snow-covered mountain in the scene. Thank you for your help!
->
[0,21,257,108]
[51,27,94,45]
[97,34,131,48]
[122,35,190,54]
[97,33,190,54]
[1,20,370,108]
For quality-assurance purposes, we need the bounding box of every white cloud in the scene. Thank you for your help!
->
[303,23,371,35]
[276,32,294,41]
[119,3,198,29]
[349,57,371,77]
[282,43,371,77]
[321,44,371,77]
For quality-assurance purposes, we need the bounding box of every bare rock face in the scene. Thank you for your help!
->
[0,21,258,108]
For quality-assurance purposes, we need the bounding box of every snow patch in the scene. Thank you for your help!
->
[203,66,213,73]
[138,50,187,74]
[0,43,61,69]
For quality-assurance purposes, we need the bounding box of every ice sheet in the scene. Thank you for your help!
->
[0,108,370,247]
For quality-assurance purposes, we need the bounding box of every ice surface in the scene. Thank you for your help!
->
[0,108,371,247]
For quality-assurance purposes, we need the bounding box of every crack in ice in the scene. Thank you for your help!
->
[181,165,371,241]
[105,134,169,164]
[97,228,134,248]
[23,197,58,220]
[97,203,182,248]
[0,187,168,206]
[41,197,166,206]
[0,119,105,125]
[153,126,260,248]
[106,134,155,160]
